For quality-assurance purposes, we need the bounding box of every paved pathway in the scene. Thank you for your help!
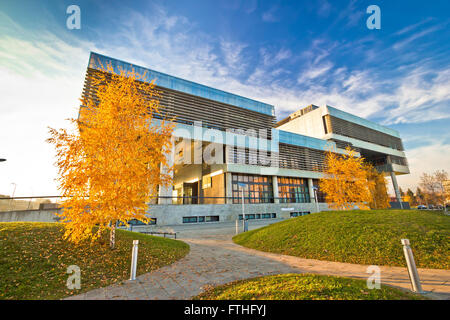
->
[67,220,450,300]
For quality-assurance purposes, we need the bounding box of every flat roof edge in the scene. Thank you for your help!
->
[88,52,275,116]
[326,105,401,138]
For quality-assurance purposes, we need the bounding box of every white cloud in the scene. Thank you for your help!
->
[381,67,450,124]
[396,139,450,193]
[393,25,443,50]
[220,39,247,73]
[317,0,332,18]
[274,48,292,63]
[394,17,434,36]
[0,13,95,196]
[297,62,333,83]
[262,7,278,22]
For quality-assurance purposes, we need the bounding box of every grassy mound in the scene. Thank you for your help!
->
[233,210,449,269]
[194,273,424,300]
[0,222,189,300]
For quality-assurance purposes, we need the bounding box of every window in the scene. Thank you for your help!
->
[312,179,326,203]
[202,175,212,189]
[239,213,276,220]
[232,174,273,204]
[278,177,310,203]
[183,216,198,223]
[183,215,219,223]
[124,218,157,225]
[290,211,310,217]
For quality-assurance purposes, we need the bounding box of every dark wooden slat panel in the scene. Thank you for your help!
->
[326,115,404,151]
[82,68,276,138]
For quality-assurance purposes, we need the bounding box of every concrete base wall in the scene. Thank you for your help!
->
[146,202,330,226]
[0,203,330,226]
[0,210,60,223]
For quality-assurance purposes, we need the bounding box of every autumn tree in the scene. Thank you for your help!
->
[416,187,426,206]
[319,146,374,210]
[419,170,448,206]
[434,170,449,206]
[405,188,417,206]
[47,63,174,248]
[399,187,405,199]
[364,164,390,209]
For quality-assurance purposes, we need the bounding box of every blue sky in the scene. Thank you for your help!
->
[0,0,449,196]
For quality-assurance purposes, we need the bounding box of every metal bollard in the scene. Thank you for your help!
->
[129,240,139,281]
[244,219,248,232]
[235,219,239,235]
[401,239,424,293]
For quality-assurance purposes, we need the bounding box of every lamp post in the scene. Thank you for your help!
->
[312,186,320,213]
[238,182,247,232]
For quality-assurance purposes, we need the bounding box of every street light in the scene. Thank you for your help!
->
[238,182,248,232]
[312,186,320,213]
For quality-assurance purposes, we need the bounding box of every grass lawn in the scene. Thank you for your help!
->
[0,222,189,300]
[233,210,449,269]
[194,273,425,300]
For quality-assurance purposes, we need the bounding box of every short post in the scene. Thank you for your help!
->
[244,219,248,232]
[238,182,247,232]
[314,188,320,213]
[129,240,139,281]
[401,239,424,293]
[235,219,239,235]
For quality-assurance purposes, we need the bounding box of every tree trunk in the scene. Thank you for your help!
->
[110,221,116,249]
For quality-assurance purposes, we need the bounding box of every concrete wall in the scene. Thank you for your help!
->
[146,202,330,226]
[0,203,330,226]
[277,107,327,139]
[0,209,60,223]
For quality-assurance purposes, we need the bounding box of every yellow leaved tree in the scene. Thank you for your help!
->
[319,146,374,210]
[47,63,174,248]
[364,164,390,209]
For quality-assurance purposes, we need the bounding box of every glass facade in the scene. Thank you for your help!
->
[290,211,310,217]
[239,213,276,220]
[313,179,326,203]
[232,174,273,204]
[182,215,220,223]
[278,177,310,203]
[277,129,333,151]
